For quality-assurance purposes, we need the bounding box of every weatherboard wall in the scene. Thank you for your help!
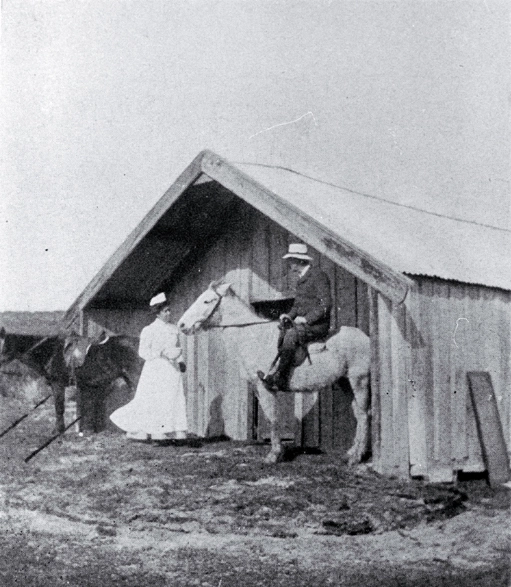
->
[165,205,369,445]
[372,277,511,481]
[83,202,369,448]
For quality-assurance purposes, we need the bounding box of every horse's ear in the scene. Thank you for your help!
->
[209,279,223,290]
[216,282,232,297]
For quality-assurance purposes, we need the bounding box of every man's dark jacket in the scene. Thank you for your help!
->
[287,266,332,337]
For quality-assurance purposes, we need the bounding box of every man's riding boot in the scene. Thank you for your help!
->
[263,346,294,391]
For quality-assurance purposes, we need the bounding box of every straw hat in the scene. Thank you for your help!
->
[282,243,313,262]
[149,292,167,306]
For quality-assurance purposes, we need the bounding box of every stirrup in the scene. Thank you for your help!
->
[257,370,279,391]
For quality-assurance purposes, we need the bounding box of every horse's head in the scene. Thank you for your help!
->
[63,331,92,369]
[178,281,231,335]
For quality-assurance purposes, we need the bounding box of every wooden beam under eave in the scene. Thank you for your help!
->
[201,153,412,304]
[64,151,207,325]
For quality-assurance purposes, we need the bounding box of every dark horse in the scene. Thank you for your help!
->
[0,328,143,434]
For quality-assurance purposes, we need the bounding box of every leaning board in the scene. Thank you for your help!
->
[467,372,510,486]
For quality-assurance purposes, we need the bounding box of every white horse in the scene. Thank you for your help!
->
[178,281,371,465]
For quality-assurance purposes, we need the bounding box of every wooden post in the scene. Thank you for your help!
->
[467,372,510,487]
[369,288,381,472]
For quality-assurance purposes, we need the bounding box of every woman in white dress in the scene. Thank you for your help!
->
[109,293,188,442]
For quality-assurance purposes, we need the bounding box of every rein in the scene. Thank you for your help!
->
[208,320,273,329]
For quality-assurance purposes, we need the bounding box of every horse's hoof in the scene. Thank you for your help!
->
[346,447,361,466]
[264,450,283,464]
[347,454,362,467]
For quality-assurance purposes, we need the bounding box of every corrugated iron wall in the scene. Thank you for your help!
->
[373,277,511,481]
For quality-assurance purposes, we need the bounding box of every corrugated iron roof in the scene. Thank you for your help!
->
[0,312,65,337]
[235,163,511,291]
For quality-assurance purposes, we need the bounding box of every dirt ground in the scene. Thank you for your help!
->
[0,385,509,586]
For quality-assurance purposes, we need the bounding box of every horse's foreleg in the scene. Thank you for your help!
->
[347,373,370,465]
[265,390,286,464]
[256,383,284,464]
[255,382,284,464]
[52,382,66,434]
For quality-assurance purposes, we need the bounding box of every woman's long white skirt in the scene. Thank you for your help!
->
[109,357,187,437]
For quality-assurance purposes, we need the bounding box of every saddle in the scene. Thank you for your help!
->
[293,337,329,366]
[307,341,328,354]
[63,331,110,370]
[278,315,332,368]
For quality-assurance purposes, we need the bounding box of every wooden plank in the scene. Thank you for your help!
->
[356,280,370,335]
[464,286,485,471]
[284,232,296,293]
[249,211,272,443]
[405,285,428,478]
[332,379,356,455]
[236,204,254,301]
[432,281,451,464]
[196,332,209,437]
[319,385,334,452]
[318,256,337,329]
[249,212,271,301]
[294,394,304,446]
[423,280,455,482]
[450,284,469,464]
[368,288,381,471]
[495,291,511,453]
[281,394,296,440]
[206,329,226,438]
[210,231,231,439]
[235,208,255,440]
[223,216,243,289]
[467,372,510,486]
[301,392,320,448]
[466,396,485,470]
[417,280,436,475]
[390,301,410,478]
[480,289,507,438]
[203,242,226,438]
[185,334,199,437]
[201,152,412,304]
[377,295,394,475]
[335,266,357,327]
[232,364,248,441]
[220,225,249,440]
[268,221,288,295]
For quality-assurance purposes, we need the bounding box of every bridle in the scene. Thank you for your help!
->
[201,287,272,329]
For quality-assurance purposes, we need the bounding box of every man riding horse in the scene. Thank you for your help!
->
[258,243,332,392]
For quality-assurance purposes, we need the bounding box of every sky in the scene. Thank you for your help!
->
[1,0,509,311]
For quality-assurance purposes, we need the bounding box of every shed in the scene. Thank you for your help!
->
[65,150,511,482]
